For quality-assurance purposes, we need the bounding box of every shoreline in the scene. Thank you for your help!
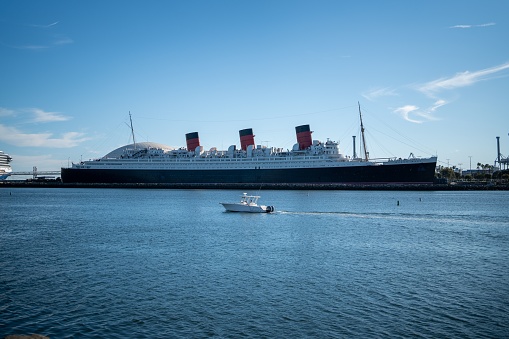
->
[1,180,508,190]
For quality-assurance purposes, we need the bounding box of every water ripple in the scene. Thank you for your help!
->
[1,189,508,338]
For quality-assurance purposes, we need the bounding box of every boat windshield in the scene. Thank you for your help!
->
[240,193,260,205]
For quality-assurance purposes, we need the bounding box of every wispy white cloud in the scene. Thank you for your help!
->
[53,36,73,45]
[14,35,73,50]
[429,99,447,113]
[365,61,509,124]
[14,44,49,50]
[4,20,73,50]
[30,108,70,123]
[0,107,16,117]
[450,22,496,29]
[417,61,509,96]
[1,107,71,122]
[394,105,421,123]
[0,124,90,148]
[30,21,60,28]
[45,21,59,28]
[394,100,445,124]
[362,87,398,101]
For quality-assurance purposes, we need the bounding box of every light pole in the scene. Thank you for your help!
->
[469,156,472,172]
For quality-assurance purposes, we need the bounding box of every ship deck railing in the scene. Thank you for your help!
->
[93,155,349,164]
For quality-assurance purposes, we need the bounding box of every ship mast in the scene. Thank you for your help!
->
[129,111,136,150]
[358,102,369,161]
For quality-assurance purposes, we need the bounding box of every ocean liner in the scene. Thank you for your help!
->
[0,151,13,180]
[61,108,437,185]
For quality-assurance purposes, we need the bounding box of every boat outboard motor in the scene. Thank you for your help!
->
[265,206,275,213]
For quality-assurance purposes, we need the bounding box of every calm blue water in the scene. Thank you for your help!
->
[1,188,508,338]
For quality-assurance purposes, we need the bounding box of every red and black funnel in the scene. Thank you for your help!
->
[295,125,313,150]
[185,132,200,151]
[239,128,255,151]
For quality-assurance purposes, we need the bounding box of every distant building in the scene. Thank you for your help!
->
[462,168,500,177]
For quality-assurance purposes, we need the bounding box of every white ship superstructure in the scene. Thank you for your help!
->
[73,138,432,171]
[0,151,13,180]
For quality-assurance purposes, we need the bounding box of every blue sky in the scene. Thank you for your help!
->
[1,0,508,172]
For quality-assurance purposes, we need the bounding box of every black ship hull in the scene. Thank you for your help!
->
[61,161,436,185]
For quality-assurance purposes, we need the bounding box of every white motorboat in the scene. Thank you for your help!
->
[221,193,275,213]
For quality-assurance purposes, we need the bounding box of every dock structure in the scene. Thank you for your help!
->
[10,171,60,176]
[9,166,60,179]
[1,180,508,190]
[496,136,509,170]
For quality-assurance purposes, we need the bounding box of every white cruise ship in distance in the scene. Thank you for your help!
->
[0,151,13,180]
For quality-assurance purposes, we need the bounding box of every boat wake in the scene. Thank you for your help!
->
[276,210,503,226]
